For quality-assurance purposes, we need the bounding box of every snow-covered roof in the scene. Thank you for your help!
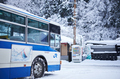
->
[85,40,120,45]
[61,35,73,45]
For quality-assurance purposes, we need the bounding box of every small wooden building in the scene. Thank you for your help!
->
[61,43,70,56]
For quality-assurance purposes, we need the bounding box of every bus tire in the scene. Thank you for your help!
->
[31,57,45,78]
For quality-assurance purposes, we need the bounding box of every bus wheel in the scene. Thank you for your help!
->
[31,57,45,78]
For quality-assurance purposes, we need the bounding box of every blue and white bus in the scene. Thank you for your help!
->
[0,3,61,79]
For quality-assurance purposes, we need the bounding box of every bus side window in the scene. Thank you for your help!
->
[0,21,25,42]
[9,36,24,41]
[50,33,55,47]
[0,35,9,39]
[28,37,35,43]
[40,32,49,45]
[55,34,60,47]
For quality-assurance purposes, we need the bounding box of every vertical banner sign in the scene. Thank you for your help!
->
[73,47,80,55]
[11,44,32,62]
[84,45,91,59]
[72,45,82,63]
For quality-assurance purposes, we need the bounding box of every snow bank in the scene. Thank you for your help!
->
[85,40,120,45]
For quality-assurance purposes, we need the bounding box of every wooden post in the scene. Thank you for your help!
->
[73,0,76,45]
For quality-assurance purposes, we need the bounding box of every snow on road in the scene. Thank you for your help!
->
[38,60,120,79]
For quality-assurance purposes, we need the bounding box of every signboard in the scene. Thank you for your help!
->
[73,47,80,54]
[72,45,82,63]
[84,45,91,59]
[11,44,32,62]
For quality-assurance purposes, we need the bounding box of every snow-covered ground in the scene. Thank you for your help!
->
[38,60,120,79]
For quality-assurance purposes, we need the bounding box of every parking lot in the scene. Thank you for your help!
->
[35,60,120,79]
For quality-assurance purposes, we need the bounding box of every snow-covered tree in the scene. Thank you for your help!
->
[2,0,120,41]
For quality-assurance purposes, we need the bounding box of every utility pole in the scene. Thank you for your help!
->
[73,0,76,45]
